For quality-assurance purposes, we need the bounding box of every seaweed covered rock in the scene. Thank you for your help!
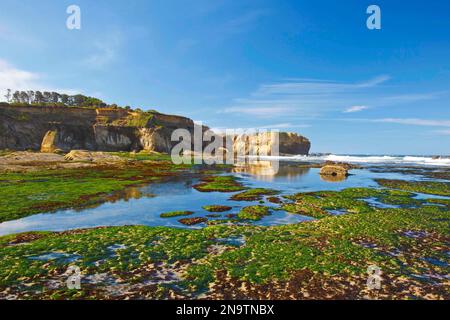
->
[320,164,349,178]
[178,217,208,225]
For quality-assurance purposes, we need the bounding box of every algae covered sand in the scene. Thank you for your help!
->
[193,175,246,192]
[0,203,448,300]
[230,188,279,201]
[160,211,194,218]
[0,155,449,300]
[376,179,450,196]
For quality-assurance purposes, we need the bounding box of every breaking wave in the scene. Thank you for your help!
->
[259,154,450,167]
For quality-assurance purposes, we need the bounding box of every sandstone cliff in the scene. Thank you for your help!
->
[230,132,310,156]
[0,104,310,155]
[0,105,198,153]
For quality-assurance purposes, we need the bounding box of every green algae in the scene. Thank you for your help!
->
[230,188,279,201]
[193,175,246,193]
[206,219,238,226]
[0,160,190,223]
[237,205,271,221]
[178,217,208,226]
[0,204,448,299]
[0,161,449,299]
[426,198,450,209]
[160,211,194,218]
[202,205,232,212]
[376,179,450,196]
[111,151,172,162]
[280,187,425,219]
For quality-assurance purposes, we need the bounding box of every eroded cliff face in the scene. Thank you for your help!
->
[0,105,311,155]
[230,132,310,156]
[0,105,198,153]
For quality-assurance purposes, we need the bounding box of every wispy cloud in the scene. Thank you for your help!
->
[222,75,391,118]
[221,106,295,118]
[0,23,41,47]
[83,31,122,68]
[357,75,391,88]
[210,122,310,134]
[434,129,450,135]
[223,9,268,33]
[381,92,442,104]
[343,105,369,113]
[0,59,78,98]
[373,118,450,127]
[221,75,444,119]
[253,75,390,97]
[263,123,311,129]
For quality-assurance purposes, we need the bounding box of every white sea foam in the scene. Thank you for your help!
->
[256,154,450,167]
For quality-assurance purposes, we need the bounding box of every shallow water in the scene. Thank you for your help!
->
[0,161,445,236]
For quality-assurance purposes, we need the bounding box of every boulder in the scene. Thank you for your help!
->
[320,164,349,178]
[64,150,122,162]
[323,161,361,170]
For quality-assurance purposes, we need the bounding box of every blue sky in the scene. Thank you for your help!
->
[0,0,449,154]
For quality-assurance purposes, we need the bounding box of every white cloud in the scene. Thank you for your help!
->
[221,75,444,120]
[373,118,450,127]
[209,123,310,134]
[0,59,39,91]
[221,75,391,118]
[357,75,391,88]
[253,75,390,97]
[263,123,311,129]
[221,106,294,117]
[343,105,369,113]
[0,59,79,100]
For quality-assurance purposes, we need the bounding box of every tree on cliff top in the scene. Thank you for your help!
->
[3,89,153,113]
[7,89,107,109]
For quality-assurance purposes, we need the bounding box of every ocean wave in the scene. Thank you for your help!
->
[256,154,450,167]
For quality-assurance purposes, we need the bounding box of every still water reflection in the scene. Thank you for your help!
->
[0,161,426,236]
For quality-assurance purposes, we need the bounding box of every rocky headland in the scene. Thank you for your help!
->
[0,104,310,156]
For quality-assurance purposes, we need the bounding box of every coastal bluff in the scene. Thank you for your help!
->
[0,104,310,155]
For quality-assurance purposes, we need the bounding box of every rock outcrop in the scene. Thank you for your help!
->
[278,132,311,155]
[40,130,61,153]
[230,132,310,156]
[0,105,201,154]
[320,165,349,177]
[0,104,311,156]
[319,162,357,182]
[64,150,123,162]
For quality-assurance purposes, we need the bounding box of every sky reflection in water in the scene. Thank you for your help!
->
[0,161,430,236]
